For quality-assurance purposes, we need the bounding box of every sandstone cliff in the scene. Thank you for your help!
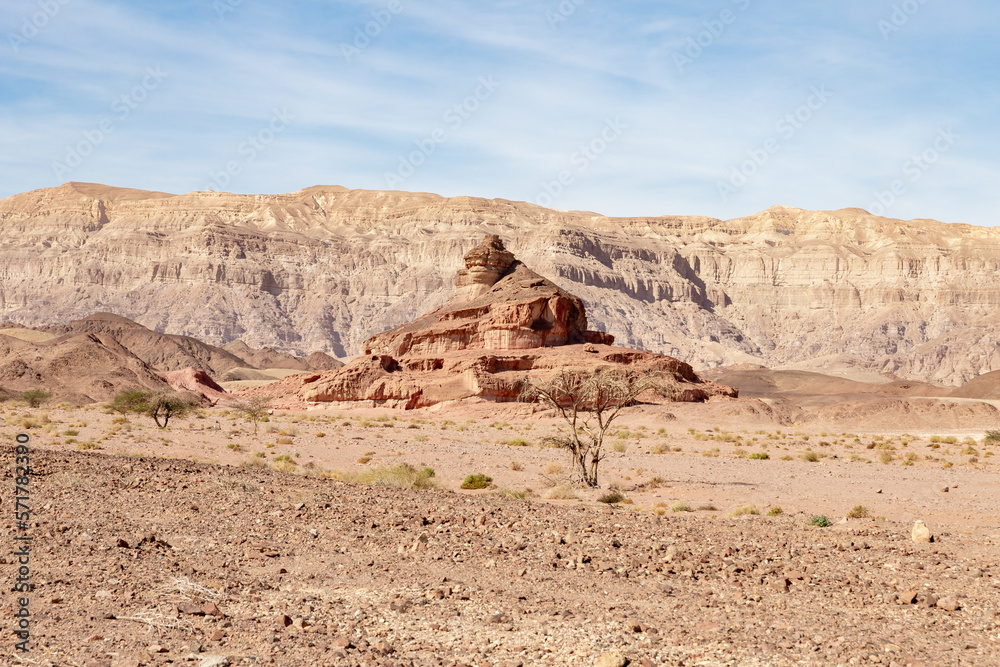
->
[3,182,1000,385]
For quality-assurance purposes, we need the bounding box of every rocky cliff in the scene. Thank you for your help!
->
[3,182,1000,385]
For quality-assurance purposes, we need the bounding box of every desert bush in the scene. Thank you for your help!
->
[276,437,293,445]
[543,462,564,476]
[960,445,979,456]
[506,438,530,447]
[733,448,747,458]
[145,392,197,428]
[543,484,578,500]
[697,504,719,511]
[509,460,524,471]
[489,488,528,500]
[766,506,783,516]
[232,395,273,435]
[61,429,79,436]
[701,448,720,458]
[341,463,437,490]
[669,500,692,512]
[651,443,669,454]
[983,430,1000,444]
[808,515,832,527]
[21,389,52,408]
[801,450,820,462]
[611,441,628,453]
[76,441,101,450]
[879,451,894,464]
[846,505,871,519]
[110,389,151,417]
[461,473,493,490]
[598,490,626,504]
[748,452,769,460]
[729,505,760,516]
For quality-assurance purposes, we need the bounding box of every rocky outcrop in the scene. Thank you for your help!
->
[364,235,614,356]
[160,367,228,401]
[5,182,1000,385]
[247,236,737,409]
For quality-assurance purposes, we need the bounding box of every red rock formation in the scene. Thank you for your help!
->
[242,236,736,408]
[160,367,228,402]
[365,235,614,356]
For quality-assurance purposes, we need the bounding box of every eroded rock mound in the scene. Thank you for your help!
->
[249,237,736,409]
[366,236,614,356]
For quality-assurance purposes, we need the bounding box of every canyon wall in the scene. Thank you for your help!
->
[2,181,999,385]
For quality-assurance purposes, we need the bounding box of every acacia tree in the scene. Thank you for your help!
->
[519,368,676,487]
[233,394,273,435]
[146,392,196,428]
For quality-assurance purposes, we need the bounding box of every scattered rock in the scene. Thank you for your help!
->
[911,520,933,543]
[937,597,961,612]
[595,650,628,667]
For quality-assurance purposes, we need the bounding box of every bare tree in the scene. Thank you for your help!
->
[519,368,676,488]
[233,394,273,435]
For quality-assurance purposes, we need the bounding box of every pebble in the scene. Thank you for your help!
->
[595,650,628,667]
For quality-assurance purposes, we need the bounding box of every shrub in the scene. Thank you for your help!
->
[489,488,528,500]
[110,389,151,416]
[729,505,760,516]
[62,429,79,436]
[801,450,819,462]
[808,515,832,527]
[701,448,720,458]
[543,462,564,476]
[21,389,52,408]
[598,490,626,504]
[669,500,692,512]
[696,504,719,511]
[276,437,294,445]
[611,441,628,453]
[879,451,894,464]
[733,448,748,459]
[983,429,1000,444]
[846,505,871,519]
[340,463,437,490]
[960,445,979,456]
[651,443,669,454]
[766,506,783,516]
[748,452,770,460]
[543,484,578,500]
[461,473,493,490]
[76,441,101,450]
[506,438,530,447]
[508,460,524,471]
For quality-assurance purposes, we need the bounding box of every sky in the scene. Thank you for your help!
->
[2,0,998,224]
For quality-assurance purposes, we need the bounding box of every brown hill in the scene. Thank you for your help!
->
[0,330,168,403]
[221,340,342,371]
[950,370,1000,400]
[5,182,1000,385]
[246,236,736,409]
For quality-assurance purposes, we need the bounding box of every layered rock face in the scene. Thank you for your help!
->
[365,236,613,356]
[4,182,1000,385]
[250,237,737,409]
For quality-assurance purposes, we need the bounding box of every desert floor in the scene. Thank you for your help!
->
[2,400,999,666]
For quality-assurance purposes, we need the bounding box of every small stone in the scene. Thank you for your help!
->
[911,520,933,543]
[937,597,961,611]
[202,602,224,618]
[331,636,353,648]
[941,486,949,493]
[210,629,224,641]
[148,644,168,653]
[899,591,918,604]
[177,603,205,616]
[921,594,938,608]
[595,650,628,667]
[116,538,130,548]
[876,489,883,494]
[624,618,643,633]
[198,657,231,667]
[279,614,293,627]
[770,578,790,592]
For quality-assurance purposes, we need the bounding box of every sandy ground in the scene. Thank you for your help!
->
[2,400,1000,666]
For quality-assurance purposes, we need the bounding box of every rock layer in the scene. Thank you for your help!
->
[4,182,1000,385]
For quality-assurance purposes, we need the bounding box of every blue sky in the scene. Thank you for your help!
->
[2,0,997,224]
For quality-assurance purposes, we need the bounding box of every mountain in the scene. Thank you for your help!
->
[2,181,999,385]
